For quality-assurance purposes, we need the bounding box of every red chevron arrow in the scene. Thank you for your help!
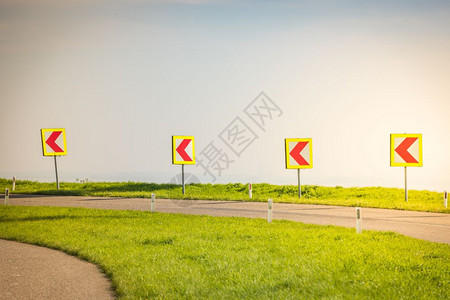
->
[46,131,64,153]
[395,137,418,163]
[290,141,309,165]
[176,139,192,161]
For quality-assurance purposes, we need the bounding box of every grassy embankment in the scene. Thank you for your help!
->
[0,206,448,299]
[1,178,448,213]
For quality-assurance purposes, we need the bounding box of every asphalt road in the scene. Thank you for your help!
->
[3,194,450,244]
[2,194,449,299]
[0,239,114,300]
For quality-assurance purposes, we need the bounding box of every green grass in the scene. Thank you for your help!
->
[1,178,448,213]
[0,206,448,299]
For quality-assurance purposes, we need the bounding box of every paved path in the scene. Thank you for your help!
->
[0,239,114,300]
[4,194,450,244]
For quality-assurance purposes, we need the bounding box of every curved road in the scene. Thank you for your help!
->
[2,194,448,298]
[4,194,450,244]
[0,239,114,299]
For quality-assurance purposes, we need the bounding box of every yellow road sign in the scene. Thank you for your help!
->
[41,128,67,156]
[172,136,196,165]
[285,138,313,169]
[390,134,422,167]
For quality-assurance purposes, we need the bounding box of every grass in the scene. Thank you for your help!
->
[0,206,448,299]
[1,178,448,213]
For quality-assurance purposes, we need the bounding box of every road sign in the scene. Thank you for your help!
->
[172,136,195,165]
[41,128,67,156]
[285,138,313,169]
[390,134,422,167]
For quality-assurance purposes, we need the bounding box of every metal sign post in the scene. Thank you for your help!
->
[54,156,60,190]
[182,165,185,195]
[404,166,408,202]
[297,169,301,198]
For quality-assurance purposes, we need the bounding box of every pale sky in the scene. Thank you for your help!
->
[1,0,449,191]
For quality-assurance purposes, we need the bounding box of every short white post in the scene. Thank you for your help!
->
[249,183,252,198]
[268,198,273,223]
[151,193,155,213]
[5,188,9,205]
[356,207,362,234]
[444,191,448,209]
[12,176,16,191]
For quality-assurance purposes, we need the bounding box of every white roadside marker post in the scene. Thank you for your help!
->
[356,207,362,234]
[249,183,252,198]
[5,188,9,205]
[151,193,155,213]
[268,198,273,223]
[444,191,448,209]
[12,176,16,191]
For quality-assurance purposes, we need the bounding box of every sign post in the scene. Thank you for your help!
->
[390,134,422,202]
[54,156,60,190]
[404,166,407,202]
[172,136,195,195]
[41,128,67,190]
[285,138,313,198]
[182,165,185,194]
